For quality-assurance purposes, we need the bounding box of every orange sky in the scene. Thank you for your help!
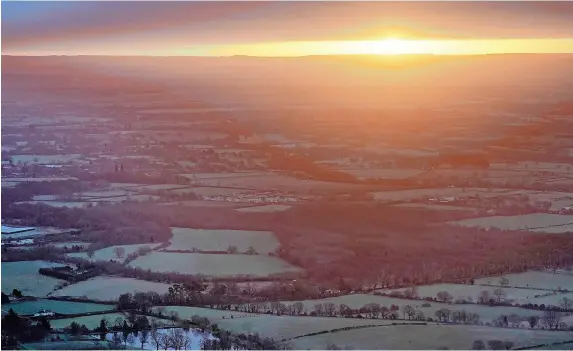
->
[2,2,573,56]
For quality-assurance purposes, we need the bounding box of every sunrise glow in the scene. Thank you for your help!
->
[198,38,573,57]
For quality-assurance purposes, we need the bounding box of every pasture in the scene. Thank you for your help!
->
[1,261,68,297]
[378,283,551,305]
[20,201,92,208]
[1,299,113,316]
[135,184,188,191]
[167,187,251,197]
[67,244,157,261]
[49,277,172,301]
[278,294,544,322]
[166,228,279,254]
[291,324,573,350]
[91,194,160,202]
[337,169,425,180]
[475,271,573,291]
[451,214,573,233]
[49,313,128,330]
[128,252,301,277]
[10,154,82,165]
[235,204,293,213]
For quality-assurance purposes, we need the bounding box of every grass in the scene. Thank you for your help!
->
[128,252,301,277]
[166,227,279,254]
[235,205,293,213]
[67,244,157,262]
[1,261,68,297]
[278,294,544,322]
[378,283,551,304]
[1,299,113,316]
[49,277,172,301]
[451,214,573,232]
[291,324,573,350]
[475,271,573,291]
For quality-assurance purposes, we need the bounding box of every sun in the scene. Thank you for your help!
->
[333,37,435,56]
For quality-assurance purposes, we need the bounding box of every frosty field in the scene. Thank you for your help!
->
[278,294,543,322]
[379,283,551,304]
[235,204,293,212]
[291,324,573,350]
[1,261,67,297]
[49,277,172,301]
[67,244,157,261]
[1,299,113,316]
[128,252,301,277]
[49,313,128,330]
[166,227,279,254]
[451,213,573,233]
[475,271,573,291]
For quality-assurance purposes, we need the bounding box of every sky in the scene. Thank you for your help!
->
[2,1,573,56]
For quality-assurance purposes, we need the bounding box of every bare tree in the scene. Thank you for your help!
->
[87,248,95,259]
[477,290,491,304]
[125,333,136,347]
[314,303,324,316]
[114,247,126,259]
[559,297,572,310]
[112,332,122,347]
[542,310,562,330]
[402,305,415,320]
[437,291,454,304]
[292,301,304,315]
[528,316,539,329]
[139,330,149,349]
[324,302,337,317]
[493,288,507,303]
[499,277,510,287]
[149,327,162,350]
[488,340,505,350]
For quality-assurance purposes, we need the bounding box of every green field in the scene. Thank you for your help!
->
[291,324,573,350]
[1,299,113,316]
[1,261,67,297]
[49,277,172,301]
[127,252,301,277]
[166,227,279,254]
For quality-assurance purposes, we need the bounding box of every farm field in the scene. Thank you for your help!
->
[475,271,573,291]
[1,226,72,239]
[134,184,188,191]
[49,313,127,330]
[391,203,477,211]
[0,177,78,184]
[235,204,293,212]
[22,341,113,350]
[1,299,113,316]
[372,188,484,202]
[337,168,425,180]
[10,154,82,164]
[291,324,573,350]
[217,314,402,341]
[187,174,363,193]
[1,261,67,297]
[161,200,242,208]
[19,201,92,208]
[151,306,259,321]
[278,294,544,322]
[67,244,157,261]
[378,283,551,305]
[77,190,129,198]
[167,186,252,197]
[451,214,573,232]
[91,194,160,202]
[128,252,301,277]
[166,228,279,254]
[49,277,172,301]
